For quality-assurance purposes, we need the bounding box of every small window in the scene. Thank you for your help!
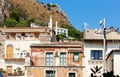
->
[46,52,53,66]
[21,33,25,36]
[60,53,66,66]
[73,52,79,62]
[46,70,56,77]
[91,50,102,60]
[68,72,76,77]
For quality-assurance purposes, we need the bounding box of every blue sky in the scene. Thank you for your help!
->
[38,0,120,31]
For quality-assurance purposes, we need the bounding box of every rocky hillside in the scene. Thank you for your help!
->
[0,0,83,41]
[3,0,71,27]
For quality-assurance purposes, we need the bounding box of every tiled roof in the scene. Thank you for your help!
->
[0,27,50,33]
[31,42,83,52]
[30,42,82,48]
[106,49,120,60]
[84,29,120,40]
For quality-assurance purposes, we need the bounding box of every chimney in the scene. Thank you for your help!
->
[48,15,52,29]
[48,15,53,37]
[55,21,58,35]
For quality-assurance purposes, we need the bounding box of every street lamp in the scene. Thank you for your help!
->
[99,18,107,73]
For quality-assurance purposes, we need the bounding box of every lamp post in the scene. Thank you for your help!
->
[100,18,107,73]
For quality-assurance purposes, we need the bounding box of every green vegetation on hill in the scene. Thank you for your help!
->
[4,5,34,27]
[0,0,83,40]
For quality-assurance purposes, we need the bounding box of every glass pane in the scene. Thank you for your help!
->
[95,51,99,59]
[69,73,75,77]
[91,50,103,60]
[91,51,94,59]
[46,70,55,77]
[60,53,66,66]
[99,50,102,59]
[46,53,53,66]
[74,52,79,61]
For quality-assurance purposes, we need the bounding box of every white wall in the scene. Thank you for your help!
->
[107,41,120,55]
[0,59,5,70]
[84,41,104,77]
[84,40,120,77]
[106,52,113,72]
[3,40,40,75]
[114,52,120,76]
[5,40,40,55]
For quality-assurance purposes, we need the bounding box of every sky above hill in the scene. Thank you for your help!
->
[38,0,120,31]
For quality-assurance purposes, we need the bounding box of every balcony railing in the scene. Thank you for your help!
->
[88,60,103,65]
[31,57,81,67]
[5,53,29,61]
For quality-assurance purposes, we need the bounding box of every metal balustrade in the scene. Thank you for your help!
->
[88,60,103,65]
[5,53,29,61]
[31,57,81,67]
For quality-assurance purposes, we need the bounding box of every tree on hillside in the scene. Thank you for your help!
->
[5,18,18,27]
[61,24,83,41]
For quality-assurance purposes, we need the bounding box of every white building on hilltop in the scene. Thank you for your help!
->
[48,16,68,37]
[83,29,120,77]
[53,27,68,37]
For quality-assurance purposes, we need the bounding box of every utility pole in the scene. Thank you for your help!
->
[103,18,106,73]
[100,18,107,73]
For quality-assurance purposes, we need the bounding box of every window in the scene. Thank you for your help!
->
[73,52,79,62]
[7,66,12,75]
[46,52,53,66]
[91,50,102,60]
[60,53,66,66]
[21,33,25,36]
[68,72,76,77]
[46,70,55,77]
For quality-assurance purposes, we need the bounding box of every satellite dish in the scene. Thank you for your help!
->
[83,23,88,30]
[99,20,103,26]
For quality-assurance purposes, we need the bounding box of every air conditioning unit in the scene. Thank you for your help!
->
[54,51,59,57]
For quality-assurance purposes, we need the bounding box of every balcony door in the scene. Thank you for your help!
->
[7,66,12,75]
[46,52,53,66]
[6,45,13,59]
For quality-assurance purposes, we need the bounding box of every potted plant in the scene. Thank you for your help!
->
[13,69,17,75]
[90,66,102,77]
[17,67,22,75]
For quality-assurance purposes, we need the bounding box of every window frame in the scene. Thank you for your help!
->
[46,52,53,66]
[73,52,80,62]
[91,50,103,60]
[60,52,66,66]
[45,70,56,77]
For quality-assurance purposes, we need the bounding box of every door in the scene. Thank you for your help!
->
[69,73,76,77]
[6,45,13,59]
[7,66,12,75]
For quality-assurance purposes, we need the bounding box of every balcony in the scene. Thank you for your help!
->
[5,52,29,62]
[88,60,103,65]
[31,57,82,67]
